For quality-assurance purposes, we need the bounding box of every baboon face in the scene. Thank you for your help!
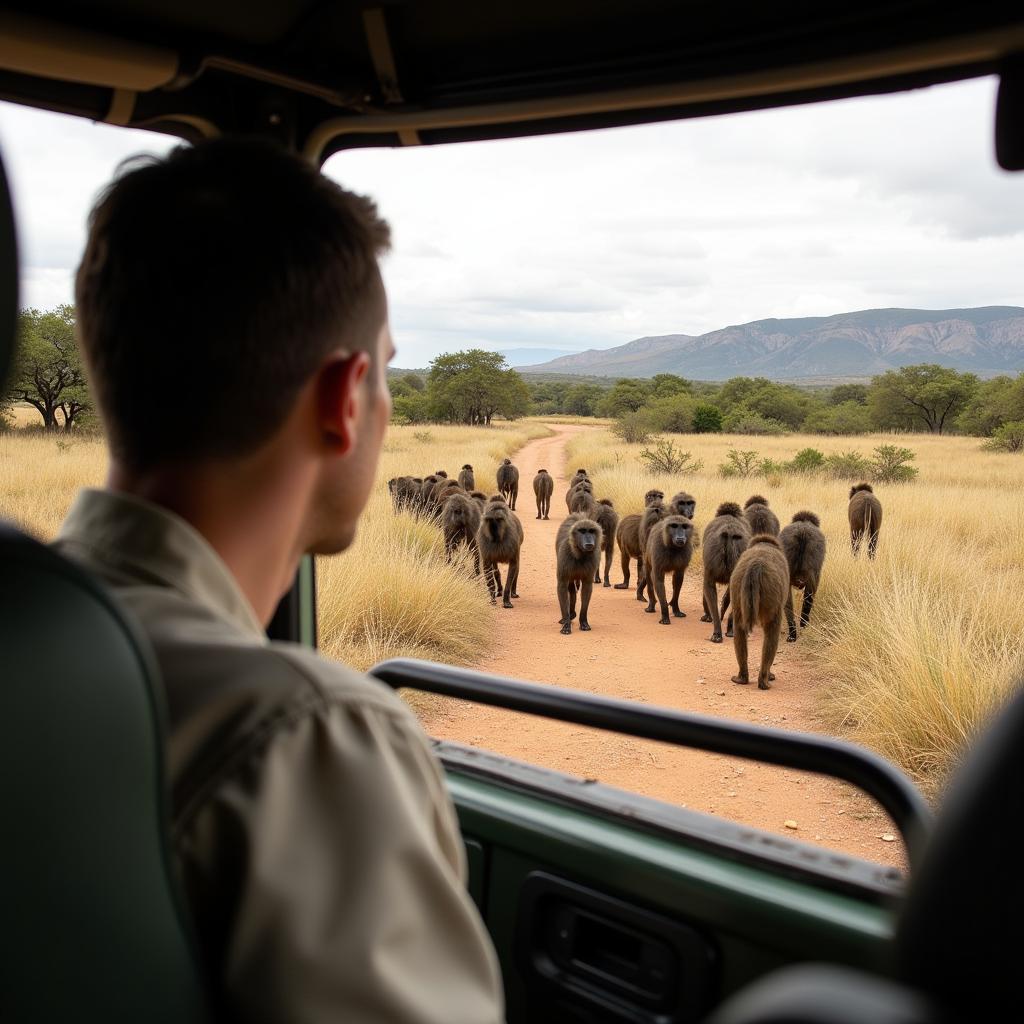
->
[573,523,600,554]
[576,468,587,476]
[644,489,665,507]
[669,493,695,518]
[483,508,510,539]
[664,519,693,549]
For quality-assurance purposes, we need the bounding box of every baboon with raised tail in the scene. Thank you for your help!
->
[667,491,696,520]
[556,515,602,634]
[458,463,475,491]
[614,490,664,590]
[848,483,882,558]
[643,515,695,624]
[780,511,827,642]
[593,498,620,587]
[729,535,790,690]
[744,495,780,536]
[701,502,751,643]
[497,458,520,510]
[477,498,523,608]
[441,492,481,572]
[533,469,553,519]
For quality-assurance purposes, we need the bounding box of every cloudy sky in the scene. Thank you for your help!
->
[1,75,1021,368]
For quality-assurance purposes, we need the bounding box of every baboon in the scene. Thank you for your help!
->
[593,499,620,587]
[849,483,882,558]
[780,511,827,642]
[744,495,780,536]
[469,490,488,509]
[477,498,523,608]
[729,535,790,690]
[644,489,665,508]
[568,487,600,518]
[570,469,590,487]
[387,476,419,513]
[565,478,593,511]
[667,491,696,520]
[433,480,465,514]
[441,493,481,572]
[643,515,695,624]
[497,458,520,510]
[555,515,602,634]
[458,463,475,491]
[533,469,554,519]
[488,494,506,504]
[701,502,751,643]
[418,474,442,514]
[614,514,643,590]
[636,502,668,602]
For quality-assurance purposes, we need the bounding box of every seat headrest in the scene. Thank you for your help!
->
[0,151,17,387]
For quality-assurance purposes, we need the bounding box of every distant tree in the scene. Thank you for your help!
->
[956,374,1024,436]
[649,373,692,399]
[692,403,723,433]
[401,372,425,392]
[716,376,773,411]
[644,394,697,433]
[982,420,1024,452]
[426,349,528,424]
[563,383,604,417]
[828,383,869,406]
[6,305,91,430]
[868,364,978,434]
[802,401,872,435]
[596,378,651,417]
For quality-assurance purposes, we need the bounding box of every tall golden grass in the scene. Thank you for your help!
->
[565,427,1024,792]
[0,419,550,673]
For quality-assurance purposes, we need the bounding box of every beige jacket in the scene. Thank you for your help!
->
[55,488,505,1024]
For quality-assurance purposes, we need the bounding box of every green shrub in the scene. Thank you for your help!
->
[721,408,788,435]
[644,394,696,433]
[824,450,872,479]
[789,447,826,473]
[692,403,723,433]
[981,420,1024,453]
[718,448,761,478]
[638,438,704,475]
[871,444,918,483]
[758,457,788,476]
[612,411,652,444]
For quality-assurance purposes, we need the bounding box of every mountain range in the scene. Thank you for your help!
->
[518,307,1024,379]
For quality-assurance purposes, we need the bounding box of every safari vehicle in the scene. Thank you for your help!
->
[2,3,1022,1022]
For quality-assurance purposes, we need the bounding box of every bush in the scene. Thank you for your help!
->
[758,457,788,476]
[638,438,704,475]
[824,450,872,479]
[644,395,696,433]
[789,447,826,473]
[870,444,918,483]
[612,411,653,444]
[802,401,872,435]
[692,403,723,433]
[411,429,434,444]
[721,408,788,435]
[718,449,761,478]
[981,420,1024,452]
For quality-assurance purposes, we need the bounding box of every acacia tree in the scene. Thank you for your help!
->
[867,364,978,434]
[426,349,529,424]
[6,305,91,430]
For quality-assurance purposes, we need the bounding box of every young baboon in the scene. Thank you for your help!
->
[636,503,668,602]
[533,469,554,519]
[701,502,751,643]
[667,491,696,519]
[565,478,593,511]
[441,492,482,572]
[744,495,780,536]
[643,515,695,624]
[570,469,590,487]
[729,535,790,690]
[458,463,475,491]
[780,511,827,642]
[849,483,882,558]
[593,499,620,587]
[555,515,602,634]
[497,458,520,510]
[477,498,523,607]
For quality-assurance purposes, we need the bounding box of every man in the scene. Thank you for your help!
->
[54,139,504,1022]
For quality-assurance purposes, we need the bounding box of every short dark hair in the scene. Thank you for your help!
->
[75,138,390,470]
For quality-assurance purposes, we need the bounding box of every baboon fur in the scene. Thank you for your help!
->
[496,458,520,510]
[744,495,780,537]
[701,502,751,643]
[636,503,668,602]
[593,498,620,587]
[533,468,554,519]
[565,478,593,511]
[458,464,475,491]
[387,475,420,513]
[442,492,481,572]
[477,498,523,608]
[555,515,602,634]
[431,480,464,518]
[644,489,665,508]
[418,474,442,513]
[729,535,790,690]
[667,491,696,520]
[570,469,590,487]
[469,490,488,508]
[849,483,882,558]
[780,510,827,642]
[614,514,643,590]
[643,515,695,624]
[569,487,601,518]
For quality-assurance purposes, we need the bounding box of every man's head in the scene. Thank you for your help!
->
[76,138,393,554]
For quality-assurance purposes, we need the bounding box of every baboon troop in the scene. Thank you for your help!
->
[458,463,475,491]
[593,499,619,587]
[478,497,523,608]
[701,502,751,643]
[848,483,882,558]
[780,511,826,643]
[533,469,553,519]
[497,458,520,510]
[729,535,790,690]
[555,515,602,634]
[643,515,695,624]
[744,495,780,537]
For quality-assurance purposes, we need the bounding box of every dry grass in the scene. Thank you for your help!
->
[0,420,549,682]
[566,427,1024,792]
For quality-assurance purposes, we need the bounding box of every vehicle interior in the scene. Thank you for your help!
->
[1,3,1023,1021]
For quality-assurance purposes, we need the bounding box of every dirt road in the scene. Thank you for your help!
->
[422,424,905,868]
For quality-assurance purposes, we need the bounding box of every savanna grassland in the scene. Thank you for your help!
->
[565,427,1024,793]
[0,417,550,673]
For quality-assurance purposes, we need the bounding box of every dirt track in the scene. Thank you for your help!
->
[422,424,905,868]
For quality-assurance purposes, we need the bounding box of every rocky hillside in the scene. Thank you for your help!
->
[519,307,1024,379]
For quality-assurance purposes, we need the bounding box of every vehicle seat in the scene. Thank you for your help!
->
[0,155,211,1021]
[706,685,1024,1024]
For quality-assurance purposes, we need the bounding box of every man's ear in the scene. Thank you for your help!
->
[318,351,371,455]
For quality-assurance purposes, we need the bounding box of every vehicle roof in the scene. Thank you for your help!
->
[0,2,1022,161]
